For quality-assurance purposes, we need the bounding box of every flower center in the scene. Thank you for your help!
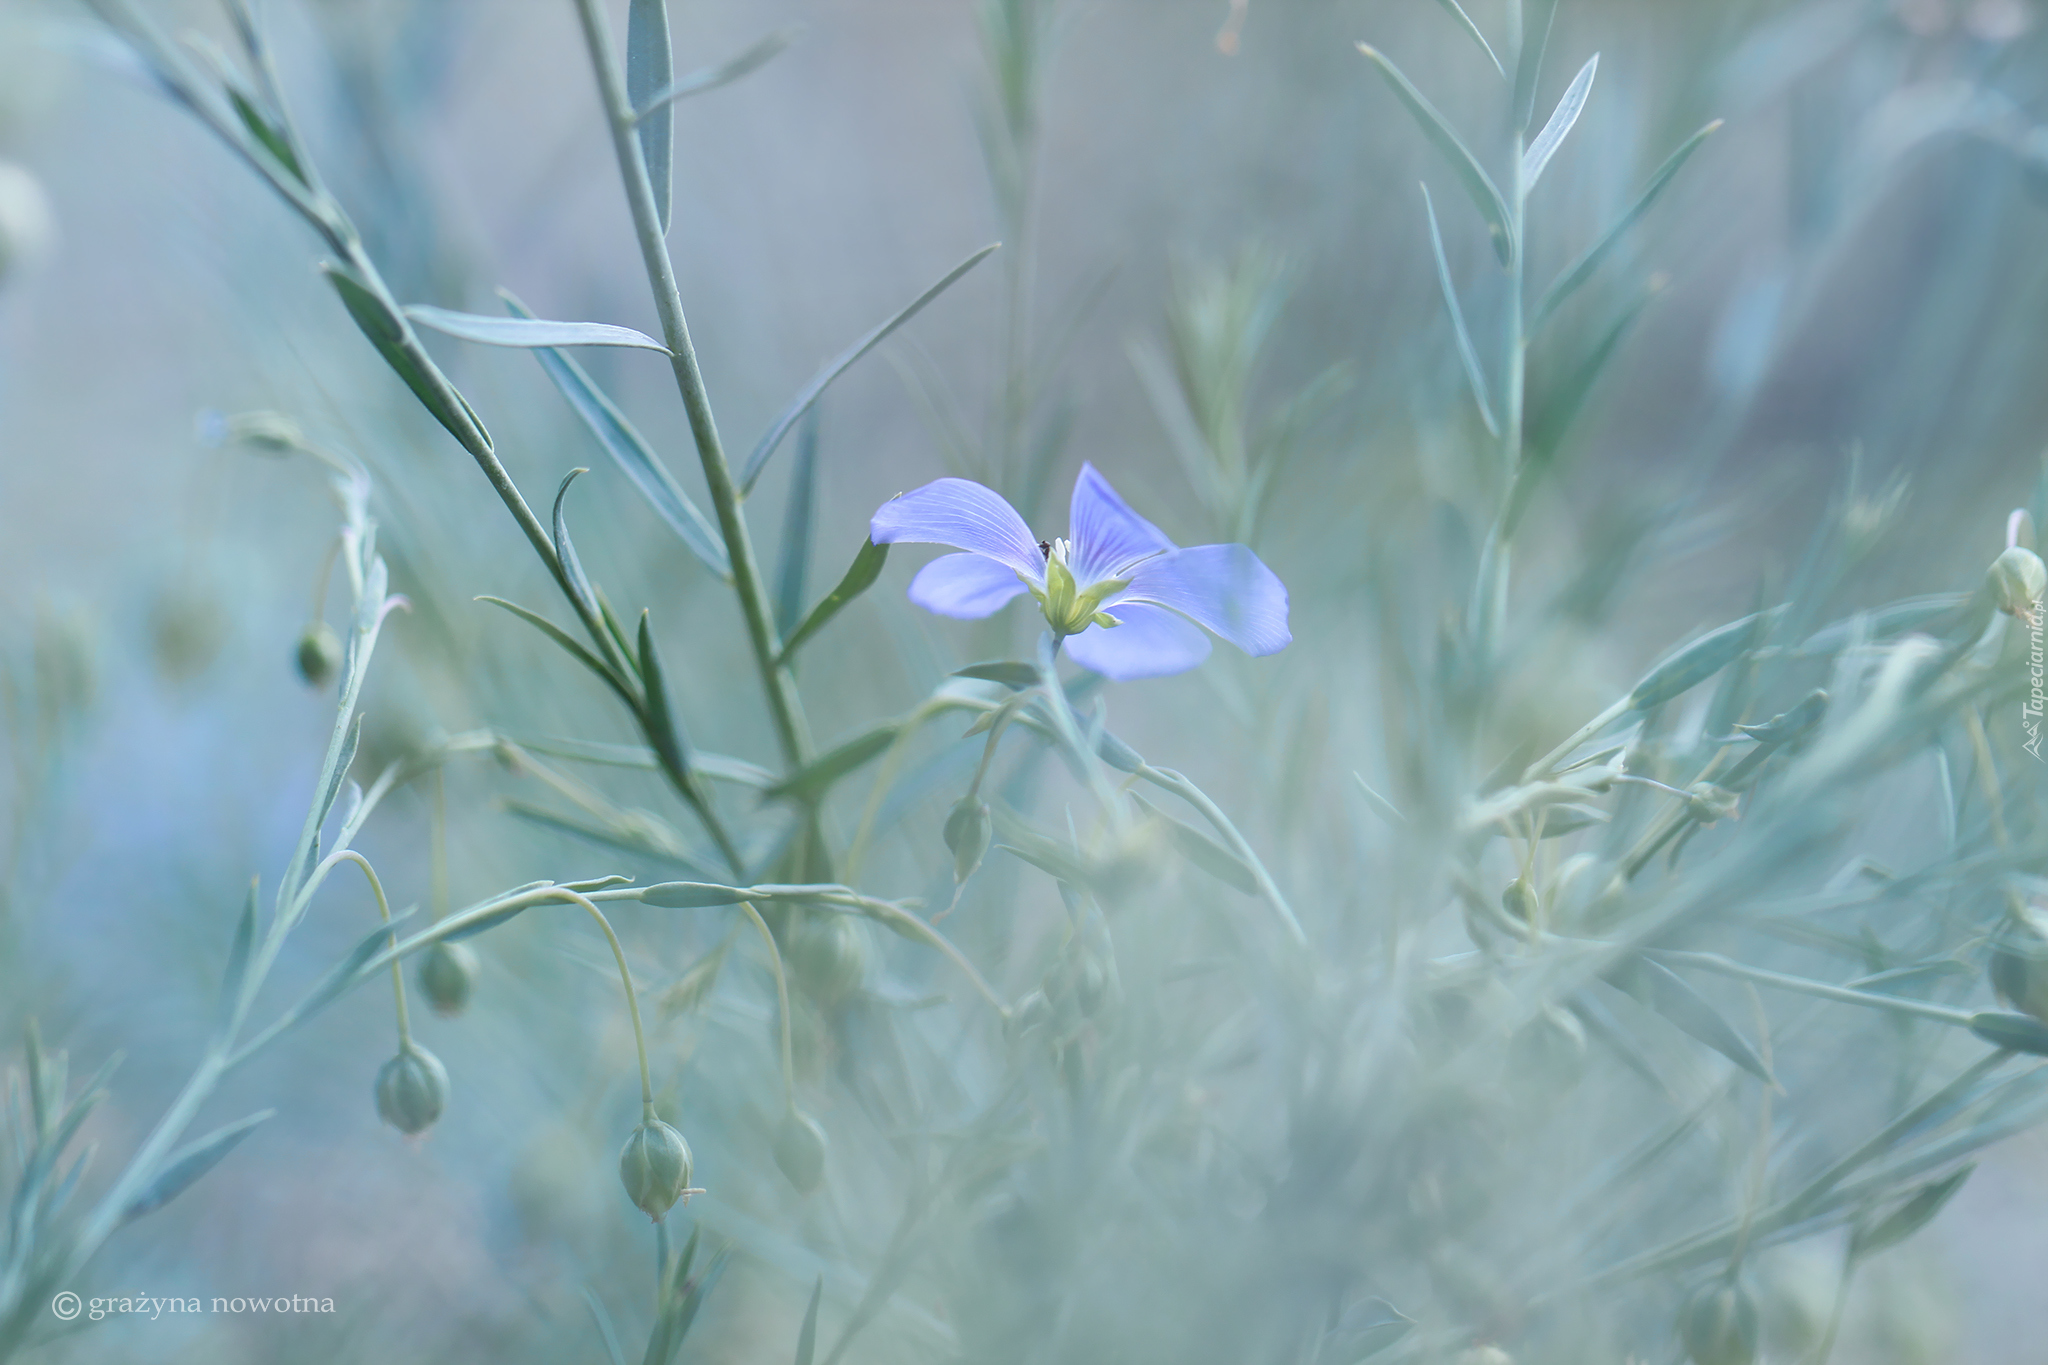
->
[1021,537,1128,637]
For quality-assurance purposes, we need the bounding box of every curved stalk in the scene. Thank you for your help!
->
[737,901,797,1108]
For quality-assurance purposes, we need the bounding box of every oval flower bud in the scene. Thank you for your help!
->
[787,912,870,1008]
[618,1117,694,1221]
[1679,1278,1759,1365]
[375,1042,448,1136]
[773,1108,828,1192]
[295,621,342,688]
[943,794,993,885]
[417,941,479,1018]
[1991,910,2048,1025]
[1989,546,2047,621]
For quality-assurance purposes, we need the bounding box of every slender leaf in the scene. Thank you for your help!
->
[739,244,1000,494]
[123,1110,274,1222]
[640,882,749,908]
[1503,284,1654,536]
[954,661,1042,689]
[635,27,801,116]
[1521,53,1597,189]
[1608,956,1776,1085]
[477,596,636,710]
[766,723,902,803]
[225,87,302,185]
[553,468,602,618]
[1851,1164,1975,1259]
[1533,120,1721,328]
[1133,795,1259,894]
[1422,183,1497,437]
[1970,1011,2048,1055]
[1513,0,1560,132]
[775,409,820,636]
[1629,606,1787,712]
[502,291,730,578]
[627,0,674,234]
[404,305,668,353]
[270,908,419,1033]
[780,538,889,661]
[795,1275,823,1365]
[323,263,491,453]
[1430,0,1503,79]
[581,1288,628,1365]
[644,1241,730,1365]
[1357,45,1514,267]
[638,611,695,781]
[216,880,258,1032]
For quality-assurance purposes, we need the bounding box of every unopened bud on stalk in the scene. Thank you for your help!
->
[618,1118,695,1221]
[1501,878,1538,924]
[1989,546,2047,620]
[374,1042,448,1136]
[787,911,870,1008]
[1679,1277,1760,1365]
[773,1108,828,1192]
[294,621,342,688]
[944,794,993,884]
[417,941,479,1017]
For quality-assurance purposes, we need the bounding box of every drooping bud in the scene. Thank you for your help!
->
[943,794,993,885]
[773,1108,828,1192]
[1678,1278,1760,1365]
[226,410,308,455]
[1989,546,2047,621]
[374,1042,448,1136]
[417,941,479,1018]
[618,1118,694,1221]
[786,911,870,1008]
[294,621,343,688]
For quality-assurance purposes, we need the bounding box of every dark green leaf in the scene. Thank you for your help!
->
[779,538,890,661]
[1609,956,1775,1085]
[765,722,901,803]
[323,263,491,454]
[226,87,303,184]
[627,0,674,235]
[502,291,729,578]
[1533,119,1721,328]
[553,468,601,617]
[123,1110,274,1222]
[1358,45,1514,266]
[794,1275,823,1365]
[404,305,668,353]
[638,612,695,781]
[635,27,801,115]
[477,596,636,710]
[1422,183,1497,436]
[953,661,1041,689]
[774,409,820,636]
[739,244,1000,494]
[1970,1011,2048,1055]
[1629,606,1787,711]
[1851,1164,1975,1260]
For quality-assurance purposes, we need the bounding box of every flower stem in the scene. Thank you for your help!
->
[737,901,797,1109]
[333,850,410,1046]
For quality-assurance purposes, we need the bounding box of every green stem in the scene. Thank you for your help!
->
[1655,950,1977,1027]
[737,901,797,1109]
[332,850,410,1045]
[568,0,814,774]
[558,889,656,1114]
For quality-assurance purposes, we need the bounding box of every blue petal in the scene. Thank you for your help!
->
[871,478,1043,580]
[1068,463,1177,584]
[907,553,1029,619]
[1064,603,1212,680]
[1116,544,1290,657]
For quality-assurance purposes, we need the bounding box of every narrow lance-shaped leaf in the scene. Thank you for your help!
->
[553,468,602,620]
[1132,794,1260,894]
[404,305,669,353]
[323,263,491,454]
[1630,606,1788,711]
[1422,183,1498,437]
[627,0,674,235]
[1357,45,1515,267]
[1430,0,1503,79]
[581,1287,629,1365]
[215,880,258,1033]
[1513,0,1560,132]
[635,27,801,116]
[953,661,1042,689]
[739,244,1000,494]
[1851,1164,1975,1260]
[638,612,696,782]
[779,537,890,662]
[123,1110,274,1222]
[478,596,638,712]
[1533,120,1722,329]
[794,1275,823,1365]
[502,290,730,579]
[766,722,903,804]
[1607,955,1776,1086]
[1503,283,1654,537]
[774,408,820,636]
[1521,52,1597,189]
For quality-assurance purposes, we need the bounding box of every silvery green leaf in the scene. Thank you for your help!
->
[276,908,419,1029]
[403,305,669,354]
[215,879,258,1032]
[765,722,901,803]
[1422,183,1498,437]
[1850,1163,1974,1260]
[774,410,820,636]
[779,538,889,661]
[1629,606,1787,711]
[1505,283,1654,536]
[1533,119,1721,328]
[502,291,729,578]
[1513,0,1560,132]
[478,597,636,711]
[626,0,673,235]
[323,263,492,454]
[1133,795,1259,894]
[1609,956,1776,1085]
[637,612,695,781]
[551,468,601,618]
[794,1275,823,1365]
[122,1110,273,1223]
[635,27,800,116]
[659,939,731,1017]
[739,244,999,495]
[1969,1011,2048,1055]
[1429,0,1503,78]
[581,1287,628,1365]
[640,882,748,908]
[1358,45,1515,267]
[1521,53,1597,189]
[953,661,1042,689]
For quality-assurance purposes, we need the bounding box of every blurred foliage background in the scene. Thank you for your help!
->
[7,0,2048,1361]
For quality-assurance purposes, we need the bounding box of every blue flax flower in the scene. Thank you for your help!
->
[870,464,1290,680]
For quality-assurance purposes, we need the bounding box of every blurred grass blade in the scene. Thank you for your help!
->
[1357,45,1514,267]
[636,27,800,115]
[225,88,303,185]
[1513,0,1560,132]
[479,597,637,710]
[1533,120,1721,329]
[954,661,1042,689]
[795,1275,823,1365]
[1133,794,1259,894]
[324,263,492,454]
[581,1287,628,1365]
[215,880,258,1033]
[739,244,1000,495]
[1851,1163,1974,1260]
[775,409,820,636]
[1521,53,1597,189]
[1504,284,1653,536]
[262,909,419,1041]
[627,0,673,235]
[122,1110,273,1223]
[1609,957,1776,1085]
[1422,183,1498,437]
[405,305,669,353]
[1629,606,1787,712]
[502,291,729,578]
[638,611,696,781]
[766,722,902,803]
[644,1240,729,1365]
[779,538,889,662]
[1430,0,1504,78]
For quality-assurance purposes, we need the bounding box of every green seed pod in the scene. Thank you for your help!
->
[294,621,343,688]
[1989,546,2048,619]
[786,911,870,1008]
[417,941,479,1018]
[227,410,308,455]
[1991,914,2048,1024]
[943,794,993,885]
[618,1118,694,1221]
[1679,1278,1760,1365]
[772,1108,828,1192]
[374,1042,448,1136]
